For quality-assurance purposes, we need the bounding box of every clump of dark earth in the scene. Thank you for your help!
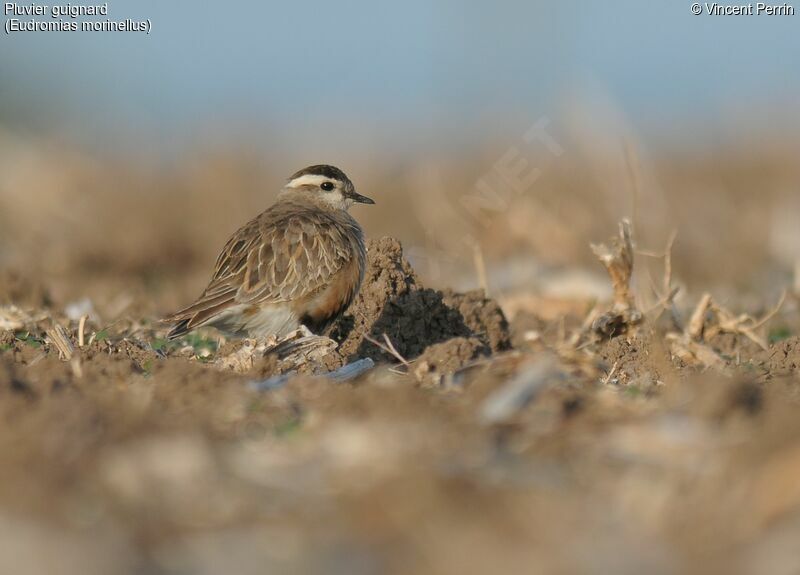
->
[413,336,491,385]
[328,237,511,366]
[441,289,509,352]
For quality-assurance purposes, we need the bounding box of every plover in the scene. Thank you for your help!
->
[165,164,374,340]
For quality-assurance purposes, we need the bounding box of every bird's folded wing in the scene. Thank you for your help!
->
[166,213,351,329]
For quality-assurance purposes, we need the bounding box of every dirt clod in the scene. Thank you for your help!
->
[441,289,511,352]
[329,237,511,365]
[413,336,490,385]
[596,332,668,388]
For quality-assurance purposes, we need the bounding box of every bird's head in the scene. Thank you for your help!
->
[283,164,375,210]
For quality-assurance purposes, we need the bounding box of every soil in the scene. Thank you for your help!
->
[595,331,671,389]
[2,237,800,575]
[750,335,800,379]
[329,237,510,365]
[413,336,491,385]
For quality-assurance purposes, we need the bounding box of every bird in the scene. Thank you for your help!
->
[164,164,374,341]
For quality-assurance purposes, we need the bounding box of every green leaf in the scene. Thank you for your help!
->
[14,332,42,348]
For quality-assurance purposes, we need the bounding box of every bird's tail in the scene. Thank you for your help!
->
[165,319,191,340]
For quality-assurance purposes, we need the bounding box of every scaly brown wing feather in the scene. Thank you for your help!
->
[166,204,357,339]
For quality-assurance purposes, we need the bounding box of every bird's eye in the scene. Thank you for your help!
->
[320,181,334,191]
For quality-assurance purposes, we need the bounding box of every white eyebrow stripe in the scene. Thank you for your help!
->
[286,174,334,188]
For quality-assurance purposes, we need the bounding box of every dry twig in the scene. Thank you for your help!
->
[78,315,88,348]
[589,219,643,339]
[46,324,74,361]
[601,360,620,385]
[749,290,788,331]
[472,242,490,296]
[707,291,787,351]
[666,333,727,371]
[591,219,636,312]
[669,291,787,367]
[364,333,411,367]
[688,293,712,340]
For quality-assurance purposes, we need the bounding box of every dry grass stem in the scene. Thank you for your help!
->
[78,314,88,348]
[589,219,643,339]
[472,242,489,296]
[602,360,619,385]
[591,219,636,312]
[688,293,712,340]
[46,324,74,361]
[666,333,727,370]
[364,333,411,367]
[749,290,788,331]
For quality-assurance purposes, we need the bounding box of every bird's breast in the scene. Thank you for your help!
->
[292,248,365,333]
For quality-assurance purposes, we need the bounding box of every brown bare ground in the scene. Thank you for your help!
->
[1,132,800,574]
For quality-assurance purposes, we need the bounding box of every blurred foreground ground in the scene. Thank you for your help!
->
[1,126,800,574]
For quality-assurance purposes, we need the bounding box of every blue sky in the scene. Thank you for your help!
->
[1,0,798,152]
